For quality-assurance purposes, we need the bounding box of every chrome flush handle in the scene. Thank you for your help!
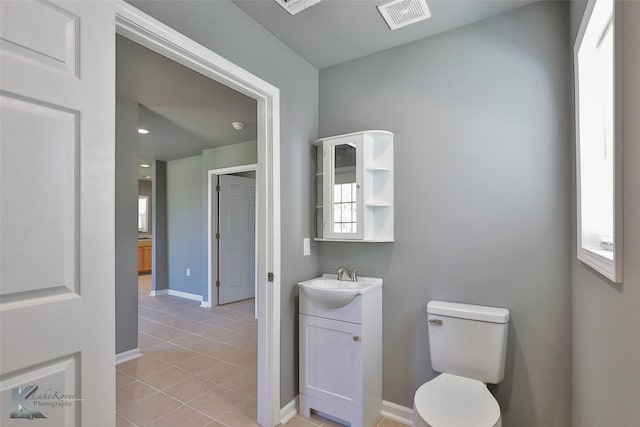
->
[428,319,443,326]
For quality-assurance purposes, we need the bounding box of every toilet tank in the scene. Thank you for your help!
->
[427,301,510,384]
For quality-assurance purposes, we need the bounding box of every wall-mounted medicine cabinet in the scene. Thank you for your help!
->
[314,130,394,242]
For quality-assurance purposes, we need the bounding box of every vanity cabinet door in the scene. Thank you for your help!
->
[300,314,363,411]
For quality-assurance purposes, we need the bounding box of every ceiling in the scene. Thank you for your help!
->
[116,35,257,165]
[118,0,537,173]
[232,0,538,69]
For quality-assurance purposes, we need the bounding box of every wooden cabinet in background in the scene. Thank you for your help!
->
[138,240,152,274]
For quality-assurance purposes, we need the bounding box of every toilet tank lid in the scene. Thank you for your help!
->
[427,301,510,324]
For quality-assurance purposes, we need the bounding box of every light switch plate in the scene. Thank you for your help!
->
[303,238,311,256]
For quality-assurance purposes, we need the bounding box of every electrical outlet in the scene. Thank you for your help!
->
[186,268,191,277]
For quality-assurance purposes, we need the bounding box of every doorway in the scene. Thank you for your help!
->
[207,164,258,309]
[116,3,281,426]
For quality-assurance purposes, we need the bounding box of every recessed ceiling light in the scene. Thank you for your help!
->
[138,128,150,134]
[140,163,150,168]
[144,176,151,179]
[232,121,246,131]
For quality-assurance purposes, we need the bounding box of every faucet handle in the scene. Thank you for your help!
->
[350,267,363,281]
[335,266,350,281]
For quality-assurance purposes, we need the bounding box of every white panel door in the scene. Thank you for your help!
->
[218,174,256,305]
[0,1,115,426]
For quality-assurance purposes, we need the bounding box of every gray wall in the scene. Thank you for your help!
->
[570,2,640,426]
[167,155,204,295]
[115,97,139,354]
[130,0,319,404]
[152,161,168,292]
[138,179,152,236]
[163,141,258,300]
[201,140,258,303]
[318,3,571,426]
[202,140,257,171]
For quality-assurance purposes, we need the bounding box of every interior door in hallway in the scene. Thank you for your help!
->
[0,1,115,425]
[218,174,256,305]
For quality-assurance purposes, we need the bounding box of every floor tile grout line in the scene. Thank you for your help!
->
[141,295,256,322]
[137,337,256,375]
[137,317,256,352]
[136,330,257,370]
[116,410,141,427]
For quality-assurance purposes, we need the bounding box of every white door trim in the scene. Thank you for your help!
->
[114,3,281,426]
[207,163,258,308]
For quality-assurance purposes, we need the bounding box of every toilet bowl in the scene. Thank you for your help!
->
[413,374,501,427]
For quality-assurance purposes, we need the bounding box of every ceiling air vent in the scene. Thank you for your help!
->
[274,0,322,15]
[377,0,431,30]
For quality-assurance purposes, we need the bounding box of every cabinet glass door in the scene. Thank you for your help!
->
[324,137,363,239]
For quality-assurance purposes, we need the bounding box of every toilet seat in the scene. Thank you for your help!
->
[414,374,501,427]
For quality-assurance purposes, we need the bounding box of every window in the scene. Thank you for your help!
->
[574,0,622,282]
[333,182,357,234]
[138,195,149,233]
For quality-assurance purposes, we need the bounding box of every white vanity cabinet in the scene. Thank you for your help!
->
[314,130,394,242]
[299,279,383,427]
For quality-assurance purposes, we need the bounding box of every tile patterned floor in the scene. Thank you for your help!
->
[283,415,406,427]
[117,275,404,427]
[116,275,258,427]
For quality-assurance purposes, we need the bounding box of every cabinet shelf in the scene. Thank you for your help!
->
[365,167,392,172]
[366,203,392,207]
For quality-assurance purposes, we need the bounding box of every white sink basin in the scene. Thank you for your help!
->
[298,274,383,308]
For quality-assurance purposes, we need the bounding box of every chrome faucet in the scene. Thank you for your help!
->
[335,266,363,282]
[336,267,351,281]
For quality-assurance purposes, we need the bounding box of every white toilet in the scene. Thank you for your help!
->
[413,301,510,427]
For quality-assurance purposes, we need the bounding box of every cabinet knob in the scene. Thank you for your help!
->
[353,336,360,342]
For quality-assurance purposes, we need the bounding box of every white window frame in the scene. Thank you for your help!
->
[138,195,149,233]
[574,0,623,282]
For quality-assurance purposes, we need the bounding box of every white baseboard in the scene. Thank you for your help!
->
[382,400,413,426]
[116,348,142,365]
[200,301,212,308]
[150,288,203,303]
[280,396,298,425]
[167,289,203,302]
[279,396,412,426]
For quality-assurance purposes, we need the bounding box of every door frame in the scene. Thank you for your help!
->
[207,163,258,308]
[114,3,281,426]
